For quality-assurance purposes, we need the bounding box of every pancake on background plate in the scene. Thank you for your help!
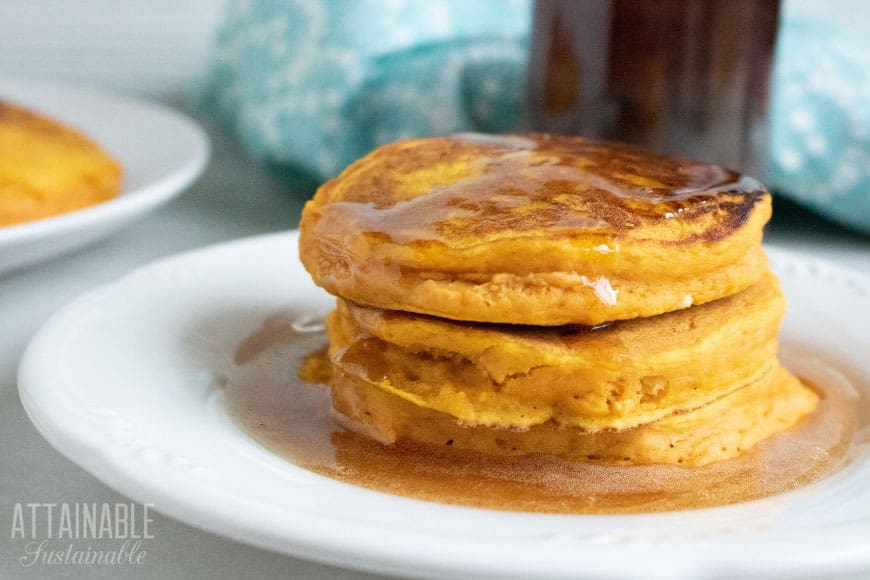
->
[0,100,121,228]
[300,133,771,326]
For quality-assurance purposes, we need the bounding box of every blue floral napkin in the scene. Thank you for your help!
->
[210,0,870,234]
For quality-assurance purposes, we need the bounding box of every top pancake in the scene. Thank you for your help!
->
[0,100,122,228]
[300,133,771,325]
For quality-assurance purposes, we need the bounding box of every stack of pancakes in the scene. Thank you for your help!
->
[299,133,817,467]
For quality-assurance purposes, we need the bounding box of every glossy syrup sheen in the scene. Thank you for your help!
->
[224,312,860,514]
[311,133,767,247]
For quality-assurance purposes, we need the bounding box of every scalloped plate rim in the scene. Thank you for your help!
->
[17,231,870,580]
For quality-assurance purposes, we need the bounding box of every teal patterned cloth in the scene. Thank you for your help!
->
[210,0,870,234]
[210,0,529,180]
[768,19,870,233]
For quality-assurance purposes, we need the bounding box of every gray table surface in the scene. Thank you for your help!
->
[0,112,867,580]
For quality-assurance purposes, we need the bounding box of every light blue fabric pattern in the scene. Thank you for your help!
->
[210,0,529,179]
[769,19,870,233]
[210,0,870,234]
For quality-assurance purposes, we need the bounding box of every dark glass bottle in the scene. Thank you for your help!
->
[527,0,780,177]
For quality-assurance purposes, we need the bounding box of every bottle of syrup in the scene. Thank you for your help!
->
[527,0,780,177]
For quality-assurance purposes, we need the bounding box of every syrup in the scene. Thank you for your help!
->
[311,134,767,249]
[224,312,860,514]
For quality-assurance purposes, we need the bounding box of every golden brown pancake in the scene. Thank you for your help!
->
[327,272,785,431]
[331,364,818,467]
[0,100,122,227]
[300,133,771,325]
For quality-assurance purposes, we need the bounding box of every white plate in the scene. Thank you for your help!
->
[18,232,870,580]
[0,78,209,275]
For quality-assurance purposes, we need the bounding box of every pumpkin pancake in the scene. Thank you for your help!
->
[326,271,784,431]
[0,100,122,228]
[331,364,818,467]
[300,133,771,325]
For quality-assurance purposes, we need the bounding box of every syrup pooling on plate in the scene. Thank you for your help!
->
[224,313,859,514]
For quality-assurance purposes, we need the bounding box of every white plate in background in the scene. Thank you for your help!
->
[0,78,209,275]
[17,232,870,579]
